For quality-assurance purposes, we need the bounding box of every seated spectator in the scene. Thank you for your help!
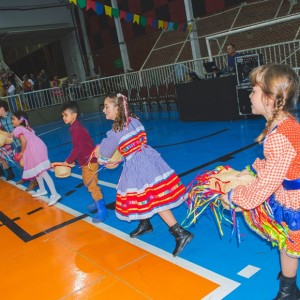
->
[51,75,64,103]
[22,75,34,110]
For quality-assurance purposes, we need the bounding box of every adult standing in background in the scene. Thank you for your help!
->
[6,69,16,87]
[6,80,17,112]
[40,69,52,106]
[226,43,241,73]
[30,74,39,91]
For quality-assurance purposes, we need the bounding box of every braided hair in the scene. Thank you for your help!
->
[249,64,299,143]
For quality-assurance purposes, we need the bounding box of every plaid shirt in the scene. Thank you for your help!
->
[0,111,20,151]
[232,118,300,210]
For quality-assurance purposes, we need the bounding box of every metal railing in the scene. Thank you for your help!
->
[1,39,299,115]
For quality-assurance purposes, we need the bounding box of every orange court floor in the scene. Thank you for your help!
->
[0,180,223,300]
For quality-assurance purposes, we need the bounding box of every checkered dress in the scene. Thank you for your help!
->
[232,117,300,255]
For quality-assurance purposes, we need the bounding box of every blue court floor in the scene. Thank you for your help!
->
[7,105,300,300]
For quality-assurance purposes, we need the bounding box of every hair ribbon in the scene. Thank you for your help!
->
[117,93,129,128]
[20,116,29,128]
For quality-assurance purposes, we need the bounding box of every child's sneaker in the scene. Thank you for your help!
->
[48,194,61,206]
[32,189,48,198]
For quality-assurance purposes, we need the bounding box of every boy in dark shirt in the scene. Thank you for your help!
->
[61,101,107,222]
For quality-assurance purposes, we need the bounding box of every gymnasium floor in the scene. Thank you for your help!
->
[1,105,299,300]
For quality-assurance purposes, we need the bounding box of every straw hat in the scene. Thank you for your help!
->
[106,149,123,169]
[0,130,13,145]
[0,134,6,147]
[207,167,254,211]
[208,168,254,193]
[51,162,74,178]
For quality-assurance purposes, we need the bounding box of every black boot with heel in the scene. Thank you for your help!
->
[130,219,153,238]
[274,272,300,300]
[169,223,193,257]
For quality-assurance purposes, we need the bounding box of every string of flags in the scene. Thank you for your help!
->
[69,0,192,32]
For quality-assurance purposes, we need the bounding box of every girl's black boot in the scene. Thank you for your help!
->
[274,272,300,300]
[169,223,193,257]
[130,219,153,238]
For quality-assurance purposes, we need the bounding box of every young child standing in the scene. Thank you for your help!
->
[12,111,61,206]
[97,93,193,257]
[61,101,106,223]
[222,64,300,299]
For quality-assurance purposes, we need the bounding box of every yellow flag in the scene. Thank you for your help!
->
[104,5,112,17]
[158,20,164,29]
[133,14,140,24]
[69,0,77,4]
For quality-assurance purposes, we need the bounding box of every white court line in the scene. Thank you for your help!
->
[37,127,62,136]
[6,179,241,300]
[82,116,101,121]
[70,172,117,188]
[238,265,260,279]
[48,169,117,189]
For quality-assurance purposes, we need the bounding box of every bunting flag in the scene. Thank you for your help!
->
[68,0,189,32]
[133,14,140,25]
[120,10,126,21]
[86,0,95,11]
[104,5,112,17]
[146,17,153,27]
[77,0,86,9]
[95,2,103,15]
[112,8,119,18]
[125,13,133,23]
[168,22,174,30]
[140,16,146,27]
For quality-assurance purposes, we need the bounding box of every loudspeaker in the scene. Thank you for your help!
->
[235,54,260,85]
[176,76,239,121]
[236,85,252,115]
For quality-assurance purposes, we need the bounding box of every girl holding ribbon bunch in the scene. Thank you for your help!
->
[12,111,61,206]
[96,93,193,257]
[222,64,300,300]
